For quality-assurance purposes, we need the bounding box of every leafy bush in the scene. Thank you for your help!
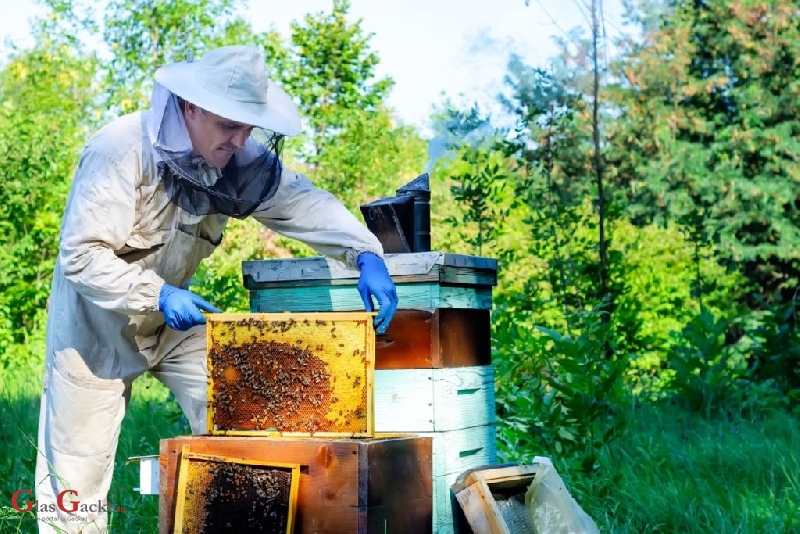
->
[747,295,800,402]
[667,309,750,418]
[494,304,628,477]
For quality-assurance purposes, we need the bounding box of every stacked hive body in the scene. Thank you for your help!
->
[243,252,498,533]
[160,310,433,533]
[160,436,433,533]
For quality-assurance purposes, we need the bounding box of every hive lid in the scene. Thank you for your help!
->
[242,252,498,288]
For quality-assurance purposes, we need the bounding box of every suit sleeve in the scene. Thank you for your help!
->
[251,169,383,268]
[58,148,165,313]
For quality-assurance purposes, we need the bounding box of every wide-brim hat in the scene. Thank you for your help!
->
[154,45,301,136]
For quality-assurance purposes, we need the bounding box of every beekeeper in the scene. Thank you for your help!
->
[34,45,398,533]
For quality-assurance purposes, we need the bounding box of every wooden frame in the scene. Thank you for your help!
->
[206,312,375,437]
[374,308,491,369]
[160,436,434,534]
[174,446,300,534]
[451,464,538,534]
[243,253,498,314]
[242,252,498,288]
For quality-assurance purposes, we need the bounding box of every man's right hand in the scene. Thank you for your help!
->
[158,284,221,330]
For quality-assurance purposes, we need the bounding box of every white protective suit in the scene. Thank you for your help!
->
[34,107,382,532]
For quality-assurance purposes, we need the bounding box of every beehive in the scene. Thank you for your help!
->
[160,435,434,534]
[206,312,375,437]
[242,253,499,533]
[174,447,300,534]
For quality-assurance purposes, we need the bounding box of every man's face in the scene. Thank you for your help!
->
[183,102,254,169]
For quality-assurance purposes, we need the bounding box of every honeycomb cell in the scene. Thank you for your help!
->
[176,451,298,534]
[207,312,375,436]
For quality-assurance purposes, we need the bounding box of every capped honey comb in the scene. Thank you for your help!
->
[174,447,299,534]
[206,312,375,436]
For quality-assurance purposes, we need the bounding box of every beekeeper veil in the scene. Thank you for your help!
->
[147,46,302,219]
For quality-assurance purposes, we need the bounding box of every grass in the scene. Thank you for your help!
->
[0,364,189,534]
[575,403,800,533]
[2,362,798,533]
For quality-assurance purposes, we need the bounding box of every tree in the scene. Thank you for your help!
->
[101,0,283,113]
[279,0,392,164]
[606,0,800,300]
[0,15,98,356]
[276,0,425,206]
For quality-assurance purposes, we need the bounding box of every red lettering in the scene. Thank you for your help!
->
[57,490,79,513]
[11,489,33,512]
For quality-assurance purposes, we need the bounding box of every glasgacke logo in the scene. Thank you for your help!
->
[10,489,127,514]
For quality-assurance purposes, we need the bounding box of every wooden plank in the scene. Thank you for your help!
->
[452,464,537,494]
[244,266,496,289]
[374,369,434,432]
[451,465,539,534]
[436,308,492,368]
[375,309,491,369]
[242,253,497,287]
[432,473,474,534]
[159,436,433,534]
[432,367,496,431]
[431,456,506,533]
[249,284,493,313]
[439,266,497,286]
[425,423,498,532]
[374,367,496,433]
[453,482,508,534]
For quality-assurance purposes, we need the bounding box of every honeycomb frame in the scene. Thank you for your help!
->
[206,311,375,437]
[173,446,300,534]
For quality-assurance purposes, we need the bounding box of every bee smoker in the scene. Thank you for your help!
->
[360,173,431,254]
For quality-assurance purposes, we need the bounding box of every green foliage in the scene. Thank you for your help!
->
[431,105,514,257]
[0,28,97,359]
[607,0,800,298]
[495,306,628,477]
[611,221,748,388]
[280,0,392,162]
[0,363,190,533]
[302,109,427,206]
[276,0,425,207]
[747,294,800,400]
[667,309,750,418]
[584,403,800,533]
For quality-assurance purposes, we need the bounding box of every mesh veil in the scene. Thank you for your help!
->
[155,131,284,219]
[148,83,285,219]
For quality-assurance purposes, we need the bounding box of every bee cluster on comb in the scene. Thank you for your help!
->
[206,312,375,437]
[175,449,299,534]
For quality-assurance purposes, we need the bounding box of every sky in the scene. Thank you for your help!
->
[0,0,628,132]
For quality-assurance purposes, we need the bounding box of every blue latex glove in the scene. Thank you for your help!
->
[356,252,398,334]
[158,284,221,331]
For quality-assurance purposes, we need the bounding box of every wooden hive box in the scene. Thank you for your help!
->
[160,435,433,534]
[242,252,499,533]
[206,311,374,437]
[451,464,538,534]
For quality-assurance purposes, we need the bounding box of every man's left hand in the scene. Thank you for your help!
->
[356,252,398,335]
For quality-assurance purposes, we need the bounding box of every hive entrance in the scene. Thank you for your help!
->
[174,449,299,534]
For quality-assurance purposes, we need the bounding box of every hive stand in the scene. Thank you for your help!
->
[243,252,498,534]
